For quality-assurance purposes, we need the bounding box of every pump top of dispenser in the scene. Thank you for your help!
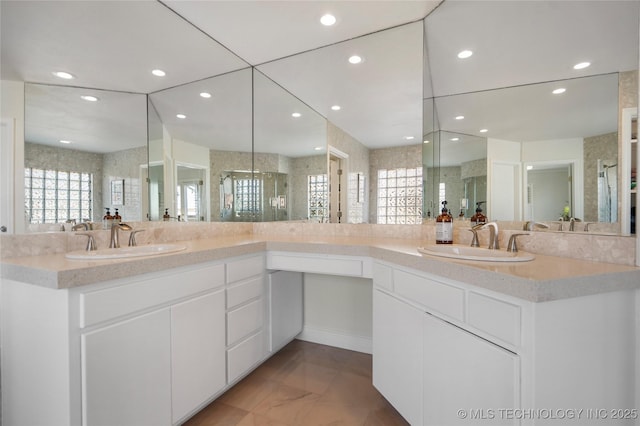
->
[104,208,112,219]
[441,200,449,213]
[471,201,487,225]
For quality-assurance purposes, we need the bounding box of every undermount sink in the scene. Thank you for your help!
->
[65,243,187,260]
[418,244,535,262]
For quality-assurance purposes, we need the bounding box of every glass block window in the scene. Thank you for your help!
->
[25,168,93,224]
[439,182,446,207]
[234,178,262,218]
[377,167,423,224]
[308,174,328,221]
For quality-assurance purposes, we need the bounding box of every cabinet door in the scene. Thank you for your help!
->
[171,290,226,423]
[268,270,303,352]
[423,313,520,426]
[82,309,172,426]
[372,289,423,426]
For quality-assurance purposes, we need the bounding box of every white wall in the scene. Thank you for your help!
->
[300,273,373,354]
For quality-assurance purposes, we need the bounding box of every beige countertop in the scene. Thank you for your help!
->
[2,235,639,302]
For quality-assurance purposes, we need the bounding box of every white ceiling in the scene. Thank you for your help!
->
[2,0,639,158]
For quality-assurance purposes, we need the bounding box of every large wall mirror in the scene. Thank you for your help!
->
[23,83,147,231]
[423,1,639,235]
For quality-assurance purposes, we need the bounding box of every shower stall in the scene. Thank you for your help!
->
[220,171,288,222]
[597,160,618,222]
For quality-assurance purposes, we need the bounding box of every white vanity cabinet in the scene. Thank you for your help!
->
[225,254,268,384]
[372,261,522,425]
[78,261,227,426]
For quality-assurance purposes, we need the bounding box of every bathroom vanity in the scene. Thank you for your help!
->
[1,235,639,426]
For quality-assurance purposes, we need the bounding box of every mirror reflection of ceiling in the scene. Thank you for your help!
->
[149,69,253,152]
[24,84,148,153]
[2,1,638,155]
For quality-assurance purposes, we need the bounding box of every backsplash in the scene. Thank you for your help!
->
[0,221,636,266]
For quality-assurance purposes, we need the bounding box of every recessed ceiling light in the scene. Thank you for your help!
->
[348,55,363,64]
[59,140,72,144]
[80,95,99,102]
[176,114,186,119]
[451,137,460,141]
[199,92,212,99]
[53,71,75,80]
[152,69,166,77]
[424,140,430,144]
[457,50,473,59]
[404,136,415,141]
[455,115,464,120]
[552,88,566,95]
[331,105,341,111]
[291,112,301,118]
[527,165,534,170]
[314,146,323,151]
[573,62,591,70]
[479,129,488,133]
[320,14,336,26]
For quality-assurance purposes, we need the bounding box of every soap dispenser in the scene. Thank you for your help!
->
[103,208,113,230]
[113,208,122,224]
[436,200,453,244]
[163,208,170,221]
[470,202,487,226]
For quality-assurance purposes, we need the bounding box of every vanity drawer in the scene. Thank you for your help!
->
[227,276,263,309]
[393,269,464,321]
[227,298,263,346]
[227,331,265,383]
[226,255,264,284]
[467,292,521,347]
[80,263,224,328]
[373,262,393,291]
[267,252,364,277]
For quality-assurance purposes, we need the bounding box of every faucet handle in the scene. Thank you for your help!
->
[468,226,482,247]
[507,233,529,253]
[128,229,145,247]
[76,232,97,251]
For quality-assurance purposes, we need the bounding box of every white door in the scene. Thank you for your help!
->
[82,309,172,426]
[372,289,423,425]
[423,313,520,426]
[171,290,226,423]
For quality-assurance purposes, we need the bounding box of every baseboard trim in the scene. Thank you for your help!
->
[297,326,372,354]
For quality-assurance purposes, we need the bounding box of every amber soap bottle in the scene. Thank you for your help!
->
[436,200,453,244]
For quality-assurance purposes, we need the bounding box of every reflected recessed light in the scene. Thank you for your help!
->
[152,69,166,77]
[331,105,341,111]
[457,50,473,59]
[423,140,430,144]
[291,112,301,118]
[176,114,186,119]
[451,137,460,141]
[404,136,415,141]
[200,92,212,99]
[314,146,323,151]
[479,129,488,133]
[552,88,566,95]
[59,140,71,144]
[573,61,591,70]
[80,95,99,102]
[320,14,336,26]
[527,165,534,170]
[53,71,75,80]
[348,55,363,64]
[455,115,464,120]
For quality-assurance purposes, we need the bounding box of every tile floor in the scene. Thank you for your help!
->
[184,339,409,426]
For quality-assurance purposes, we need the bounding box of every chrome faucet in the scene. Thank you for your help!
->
[523,221,549,231]
[72,222,89,231]
[468,224,484,247]
[568,217,581,231]
[481,222,500,250]
[110,223,133,248]
[557,217,565,231]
